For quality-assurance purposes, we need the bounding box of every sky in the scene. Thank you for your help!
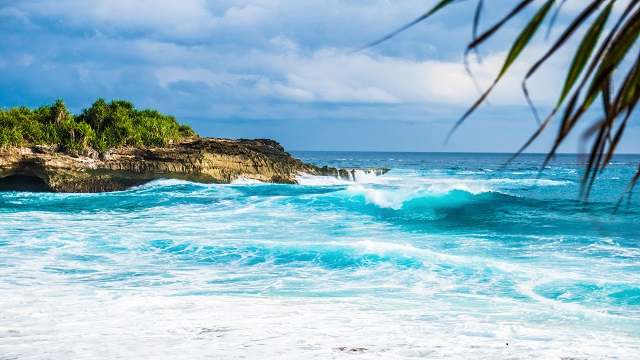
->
[0,0,638,152]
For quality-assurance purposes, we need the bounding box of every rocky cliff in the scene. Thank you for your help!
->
[0,138,387,193]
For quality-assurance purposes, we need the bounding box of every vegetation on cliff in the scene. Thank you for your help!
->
[0,99,196,152]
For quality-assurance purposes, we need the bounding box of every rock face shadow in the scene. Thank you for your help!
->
[0,175,53,192]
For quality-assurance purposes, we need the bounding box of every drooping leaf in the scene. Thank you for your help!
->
[512,0,603,151]
[522,0,603,99]
[558,1,613,106]
[499,0,556,78]
[446,0,555,141]
[471,0,484,59]
[582,7,640,111]
[467,0,536,51]
[355,0,457,52]
[546,0,568,39]
[540,2,638,166]
[361,0,640,200]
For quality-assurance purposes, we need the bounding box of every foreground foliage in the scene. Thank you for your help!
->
[0,99,196,152]
[366,0,640,200]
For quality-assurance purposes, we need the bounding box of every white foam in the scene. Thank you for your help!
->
[231,177,263,185]
[346,184,424,210]
[352,239,423,254]
[297,168,570,208]
[295,174,351,186]
[2,289,638,360]
[132,178,198,189]
[341,173,576,209]
[489,178,571,187]
[3,164,629,360]
[343,178,498,210]
[351,169,383,183]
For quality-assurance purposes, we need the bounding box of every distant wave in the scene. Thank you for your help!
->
[122,173,564,213]
[126,172,572,197]
[343,185,516,211]
[297,171,570,188]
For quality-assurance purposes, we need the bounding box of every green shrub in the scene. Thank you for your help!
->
[0,99,198,153]
[0,126,23,147]
[59,120,96,152]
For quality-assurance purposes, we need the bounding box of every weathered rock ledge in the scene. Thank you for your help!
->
[0,138,388,193]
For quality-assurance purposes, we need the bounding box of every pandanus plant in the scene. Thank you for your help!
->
[363,0,640,204]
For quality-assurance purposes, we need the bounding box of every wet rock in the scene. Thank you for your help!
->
[315,166,390,181]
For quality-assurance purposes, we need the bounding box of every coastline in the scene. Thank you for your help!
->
[0,138,389,193]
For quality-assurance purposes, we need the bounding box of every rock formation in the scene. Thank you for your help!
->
[0,138,388,193]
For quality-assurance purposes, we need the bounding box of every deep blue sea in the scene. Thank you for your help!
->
[1,152,639,359]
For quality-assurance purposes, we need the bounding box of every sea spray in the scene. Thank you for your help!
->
[1,152,639,359]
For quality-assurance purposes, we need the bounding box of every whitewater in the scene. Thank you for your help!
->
[1,152,639,359]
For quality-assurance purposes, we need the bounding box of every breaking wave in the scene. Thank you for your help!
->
[2,152,640,359]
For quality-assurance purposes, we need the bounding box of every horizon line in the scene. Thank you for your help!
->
[289,150,640,156]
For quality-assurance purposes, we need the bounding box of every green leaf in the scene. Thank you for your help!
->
[498,0,555,79]
[357,0,456,51]
[582,7,640,112]
[446,1,554,143]
[558,1,613,106]
[468,0,535,51]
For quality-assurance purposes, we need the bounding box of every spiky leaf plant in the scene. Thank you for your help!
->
[364,0,640,202]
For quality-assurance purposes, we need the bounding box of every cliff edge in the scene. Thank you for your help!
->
[0,138,387,192]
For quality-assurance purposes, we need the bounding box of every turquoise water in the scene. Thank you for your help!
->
[1,152,639,359]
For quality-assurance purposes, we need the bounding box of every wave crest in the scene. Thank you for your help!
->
[345,182,504,210]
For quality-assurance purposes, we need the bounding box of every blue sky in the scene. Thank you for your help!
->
[1,0,638,152]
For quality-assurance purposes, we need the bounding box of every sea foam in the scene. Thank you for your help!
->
[1,152,639,359]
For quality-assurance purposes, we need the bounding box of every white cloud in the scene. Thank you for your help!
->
[155,67,260,90]
[273,48,563,106]
[4,0,439,44]
[222,5,269,26]
[3,0,570,111]
[11,0,219,39]
[269,36,298,53]
[151,44,565,107]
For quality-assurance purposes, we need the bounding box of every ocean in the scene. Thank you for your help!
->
[1,152,639,359]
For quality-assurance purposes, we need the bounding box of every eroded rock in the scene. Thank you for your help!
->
[0,138,388,193]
